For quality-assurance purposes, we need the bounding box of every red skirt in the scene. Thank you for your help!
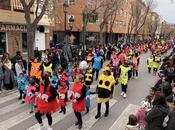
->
[59,99,67,107]
[36,98,60,113]
[72,98,86,112]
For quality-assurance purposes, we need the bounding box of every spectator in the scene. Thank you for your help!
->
[60,52,68,70]
[34,47,41,60]
[2,53,15,90]
[0,60,4,93]
[167,102,175,130]
[145,93,169,130]
[136,100,151,129]
[92,52,103,80]
[15,59,26,77]
[126,114,139,130]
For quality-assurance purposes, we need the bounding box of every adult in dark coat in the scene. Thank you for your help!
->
[167,102,175,130]
[60,52,68,70]
[145,93,169,130]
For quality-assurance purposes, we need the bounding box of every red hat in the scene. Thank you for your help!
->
[60,81,66,87]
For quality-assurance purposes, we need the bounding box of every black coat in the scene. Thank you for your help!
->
[167,111,175,130]
[145,106,169,130]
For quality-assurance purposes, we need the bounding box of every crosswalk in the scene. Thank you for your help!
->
[0,85,120,130]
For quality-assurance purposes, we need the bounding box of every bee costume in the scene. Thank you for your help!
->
[95,66,116,119]
[84,69,93,86]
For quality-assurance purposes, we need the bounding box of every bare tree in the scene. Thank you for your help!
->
[91,0,123,44]
[161,23,175,39]
[127,0,156,42]
[20,0,51,59]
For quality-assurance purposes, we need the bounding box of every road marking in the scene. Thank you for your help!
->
[0,92,18,104]
[68,99,117,130]
[27,94,97,130]
[0,101,25,116]
[0,110,34,130]
[109,104,140,130]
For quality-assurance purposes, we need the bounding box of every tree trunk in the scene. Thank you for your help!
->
[27,29,35,60]
[100,29,103,44]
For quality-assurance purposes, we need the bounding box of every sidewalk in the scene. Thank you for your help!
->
[109,104,140,130]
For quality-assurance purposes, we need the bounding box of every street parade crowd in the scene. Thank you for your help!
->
[0,39,174,130]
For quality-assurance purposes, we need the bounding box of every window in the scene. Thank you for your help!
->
[0,32,6,55]
[0,0,11,10]
[22,33,27,52]
[68,0,75,5]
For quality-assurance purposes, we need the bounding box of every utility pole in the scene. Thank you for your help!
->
[82,10,88,51]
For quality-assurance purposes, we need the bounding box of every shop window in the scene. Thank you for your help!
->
[0,0,11,10]
[22,33,27,52]
[0,32,6,55]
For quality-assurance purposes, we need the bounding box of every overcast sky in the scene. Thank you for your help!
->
[154,0,175,23]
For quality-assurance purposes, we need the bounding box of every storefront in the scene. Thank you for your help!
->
[0,23,50,56]
[0,23,27,56]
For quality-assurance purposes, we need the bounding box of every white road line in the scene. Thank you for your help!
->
[27,94,97,130]
[0,110,33,130]
[0,101,26,116]
[0,92,18,104]
[109,104,140,130]
[68,99,117,130]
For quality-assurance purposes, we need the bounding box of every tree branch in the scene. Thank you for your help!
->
[32,0,49,27]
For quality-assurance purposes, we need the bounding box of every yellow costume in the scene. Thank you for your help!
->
[97,67,115,103]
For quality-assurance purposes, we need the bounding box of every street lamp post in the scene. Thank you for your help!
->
[63,1,69,36]
[69,16,75,31]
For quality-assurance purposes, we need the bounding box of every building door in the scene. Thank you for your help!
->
[35,31,45,50]
[0,32,6,55]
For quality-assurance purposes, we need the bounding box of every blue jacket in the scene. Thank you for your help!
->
[17,75,29,92]
[93,55,103,70]
[51,75,59,89]
[86,88,91,108]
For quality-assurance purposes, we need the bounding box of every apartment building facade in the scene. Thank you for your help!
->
[0,0,51,56]
[52,0,130,47]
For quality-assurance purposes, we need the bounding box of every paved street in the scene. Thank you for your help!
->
[0,52,158,130]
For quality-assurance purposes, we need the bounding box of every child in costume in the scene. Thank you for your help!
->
[51,74,59,90]
[85,86,90,113]
[84,69,93,88]
[118,60,131,98]
[62,71,70,90]
[67,63,73,81]
[29,58,42,83]
[71,74,86,129]
[25,77,39,113]
[95,66,116,119]
[84,68,93,111]
[132,53,140,79]
[153,53,161,75]
[147,55,154,73]
[58,81,68,114]
[17,73,29,104]
[35,73,59,130]
[72,63,78,82]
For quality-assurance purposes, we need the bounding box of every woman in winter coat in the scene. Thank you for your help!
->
[167,102,175,130]
[145,93,169,130]
[0,61,4,93]
[2,53,15,90]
